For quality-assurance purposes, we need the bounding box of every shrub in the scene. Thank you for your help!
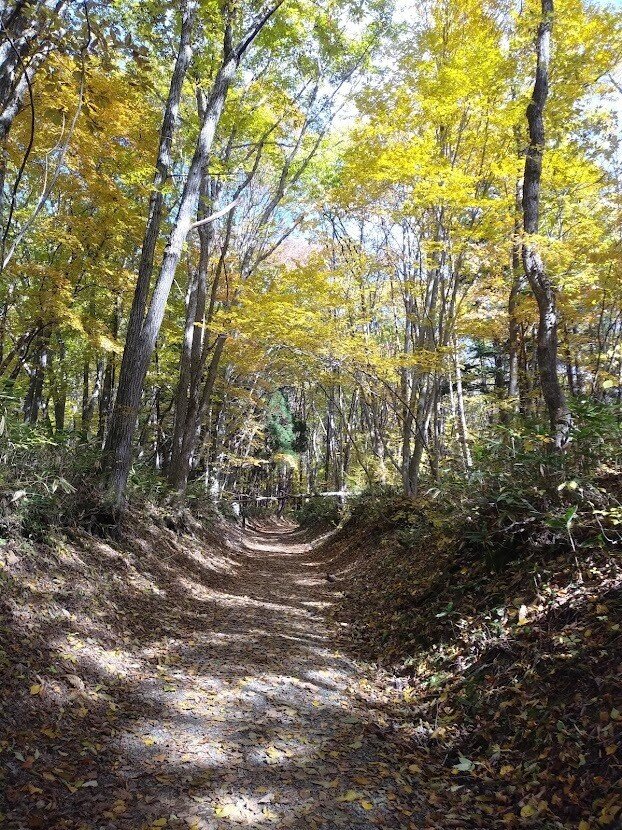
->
[295,495,343,527]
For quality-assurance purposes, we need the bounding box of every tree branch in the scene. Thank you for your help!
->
[188,198,239,230]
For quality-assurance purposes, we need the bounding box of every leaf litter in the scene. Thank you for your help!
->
[2,502,620,830]
[0,511,423,829]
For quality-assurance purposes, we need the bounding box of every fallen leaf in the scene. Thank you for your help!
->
[337,790,362,803]
[262,807,278,820]
[454,755,474,772]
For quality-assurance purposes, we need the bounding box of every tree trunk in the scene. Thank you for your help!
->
[103,29,236,506]
[81,357,103,440]
[508,178,523,410]
[454,340,472,470]
[168,169,212,486]
[121,0,196,362]
[98,298,120,445]
[522,0,571,449]
[168,328,227,493]
[23,332,48,424]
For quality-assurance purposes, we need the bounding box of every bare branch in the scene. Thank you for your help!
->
[188,198,239,230]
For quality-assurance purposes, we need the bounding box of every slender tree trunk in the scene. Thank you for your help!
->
[493,340,508,423]
[508,276,521,401]
[54,394,65,433]
[0,286,12,365]
[81,358,90,433]
[324,386,335,486]
[169,169,212,485]
[98,299,120,446]
[81,357,103,440]
[429,378,441,482]
[168,334,226,493]
[564,326,576,397]
[103,36,233,506]
[522,0,571,449]
[454,339,472,471]
[508,177,524,415]
[23,332,48,423]
[408,374,434,496]
[51,335,67,433]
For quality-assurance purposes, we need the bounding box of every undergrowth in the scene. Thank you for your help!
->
[0,419,220,540]
[327,421,622,829]
[294,495,343,528]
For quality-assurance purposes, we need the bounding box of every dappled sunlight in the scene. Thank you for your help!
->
[1,523,418,829]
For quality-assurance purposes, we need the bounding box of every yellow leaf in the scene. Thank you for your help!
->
[152,820,167,828]
[262,807,278,820]
[30,684,42,696]
[360,800,374,810]
[265,746,281,762]
[337,790,361,803]
[143,737,156,746]
[214,805,236,819]
[578,822,590,830]
[520,804,537,818]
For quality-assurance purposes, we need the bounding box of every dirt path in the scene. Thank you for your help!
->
[3,522,417,830]
[138,523,415,830]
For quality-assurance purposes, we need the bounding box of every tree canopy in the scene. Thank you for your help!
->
[1,0,622,507]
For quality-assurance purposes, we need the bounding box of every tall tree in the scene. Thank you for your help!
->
[102,0,283,507]
[521,0,571,449]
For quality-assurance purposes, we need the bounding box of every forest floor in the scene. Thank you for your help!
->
[1,516,421,830]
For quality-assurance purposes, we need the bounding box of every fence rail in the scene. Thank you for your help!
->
[225,491,350,510]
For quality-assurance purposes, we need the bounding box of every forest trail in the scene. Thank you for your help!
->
[3,522,417,830]
[137,522,414,829]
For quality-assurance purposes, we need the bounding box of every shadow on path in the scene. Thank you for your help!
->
[1,519,419,830]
